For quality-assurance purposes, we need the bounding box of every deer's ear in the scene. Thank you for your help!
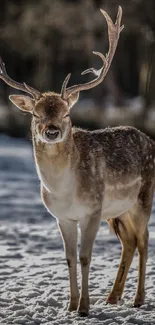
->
[9,95,35,113]
[67,92,79,109]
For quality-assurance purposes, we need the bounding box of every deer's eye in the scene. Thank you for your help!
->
[63,113,70,119]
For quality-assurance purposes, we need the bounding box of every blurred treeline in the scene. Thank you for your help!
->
[0,0,155,137]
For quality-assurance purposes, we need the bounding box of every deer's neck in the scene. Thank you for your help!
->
[32,128,77,191]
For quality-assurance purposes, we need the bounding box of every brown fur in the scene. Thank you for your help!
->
[108,218,126,239]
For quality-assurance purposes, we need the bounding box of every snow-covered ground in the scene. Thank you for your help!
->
[0,135,155,325]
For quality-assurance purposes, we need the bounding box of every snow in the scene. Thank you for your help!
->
[0,135,155,325]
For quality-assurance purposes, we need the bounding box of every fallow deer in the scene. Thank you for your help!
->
[0,6,153,317]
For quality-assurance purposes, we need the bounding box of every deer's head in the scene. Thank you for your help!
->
[9,91,79,144]
[0,7,123,144]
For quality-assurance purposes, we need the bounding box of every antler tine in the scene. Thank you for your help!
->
[61,73,71,100]
[82,51,107,77]
[100,6,124,65]
[61,6,124,99]
[23,82,41,99]
[0,57,41,100]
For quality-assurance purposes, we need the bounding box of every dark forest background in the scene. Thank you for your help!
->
[0,0,155,138]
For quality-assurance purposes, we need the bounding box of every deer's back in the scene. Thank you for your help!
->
[73,125,155,177]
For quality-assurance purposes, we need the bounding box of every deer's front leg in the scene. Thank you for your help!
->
[58,220,79,312]
[78,213,100,316]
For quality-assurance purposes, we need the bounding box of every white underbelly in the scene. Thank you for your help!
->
[101,177,142,220]
[101,196,137,219]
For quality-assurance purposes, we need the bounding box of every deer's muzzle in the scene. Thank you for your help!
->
[44,126,61,141]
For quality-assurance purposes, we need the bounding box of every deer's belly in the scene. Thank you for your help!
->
[102,177,142,219]
[42,176,142,221]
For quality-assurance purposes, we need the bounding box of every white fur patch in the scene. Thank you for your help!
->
[101,177,142,220]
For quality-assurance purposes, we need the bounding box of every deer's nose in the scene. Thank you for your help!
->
[44,126,61,140]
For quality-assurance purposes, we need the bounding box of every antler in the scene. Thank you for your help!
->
[0,57,41,100]
[61,6,124,100]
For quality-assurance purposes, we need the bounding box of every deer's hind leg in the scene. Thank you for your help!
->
[107,181,153,307]
[130,180,154,307]
[106,213,137,304]
[133,226,148,307]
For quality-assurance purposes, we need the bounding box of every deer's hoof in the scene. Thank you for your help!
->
[106,293,120,305]
[68,298,79,312]
[78,309,89,317]
[78,297,89,317]
[133,302,142,308]
[68,304,77,312]
[133,293,145,308]
[133,299,144,308]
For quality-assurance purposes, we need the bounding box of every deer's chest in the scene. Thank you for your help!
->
[42,185,91,221]
[39,165,91,221]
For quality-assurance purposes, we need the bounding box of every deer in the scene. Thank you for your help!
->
[0,6,154,317]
